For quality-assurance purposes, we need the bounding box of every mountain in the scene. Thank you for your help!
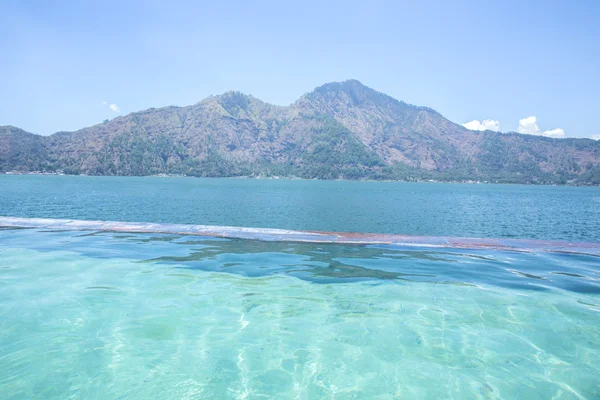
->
[2,80,600,184]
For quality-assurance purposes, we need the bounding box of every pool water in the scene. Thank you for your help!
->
[1,228,599,399]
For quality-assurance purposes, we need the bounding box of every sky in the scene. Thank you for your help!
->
[1,0,599,139]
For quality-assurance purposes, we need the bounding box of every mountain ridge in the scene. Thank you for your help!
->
[1,80,599,184]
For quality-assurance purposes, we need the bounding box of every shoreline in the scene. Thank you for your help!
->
[1,171,598,187]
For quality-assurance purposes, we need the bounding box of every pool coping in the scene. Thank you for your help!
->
[1,216,599,256]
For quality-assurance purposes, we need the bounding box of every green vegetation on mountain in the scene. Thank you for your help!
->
[1,80,599,184]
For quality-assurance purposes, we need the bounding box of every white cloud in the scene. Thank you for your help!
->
[517,116,539,135]
[590,134,600,141]
[462,119,500,132]
[517,116,564,138]
[101,100,120,113]
[541,128,565,138]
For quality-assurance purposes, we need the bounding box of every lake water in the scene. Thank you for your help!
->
[1,176,600,399]
[1,175,600,241]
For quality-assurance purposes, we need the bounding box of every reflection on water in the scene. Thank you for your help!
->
[103,231,598,292]
[2,228,600,292]
[0,228,599,399]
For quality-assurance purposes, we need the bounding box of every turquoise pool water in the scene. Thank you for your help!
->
[1,228,599,399]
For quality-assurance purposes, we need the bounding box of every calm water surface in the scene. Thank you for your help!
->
[1,175,600,241]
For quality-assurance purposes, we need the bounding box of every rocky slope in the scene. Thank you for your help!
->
[1,80,599,184]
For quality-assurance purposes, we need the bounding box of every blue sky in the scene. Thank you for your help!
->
[2,0,599,138]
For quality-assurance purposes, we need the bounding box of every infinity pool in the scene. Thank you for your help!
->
[1,228,599,399]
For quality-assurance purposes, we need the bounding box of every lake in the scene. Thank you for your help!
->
[1,175,600,241]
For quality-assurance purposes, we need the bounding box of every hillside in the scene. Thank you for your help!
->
[1,80,599,184]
